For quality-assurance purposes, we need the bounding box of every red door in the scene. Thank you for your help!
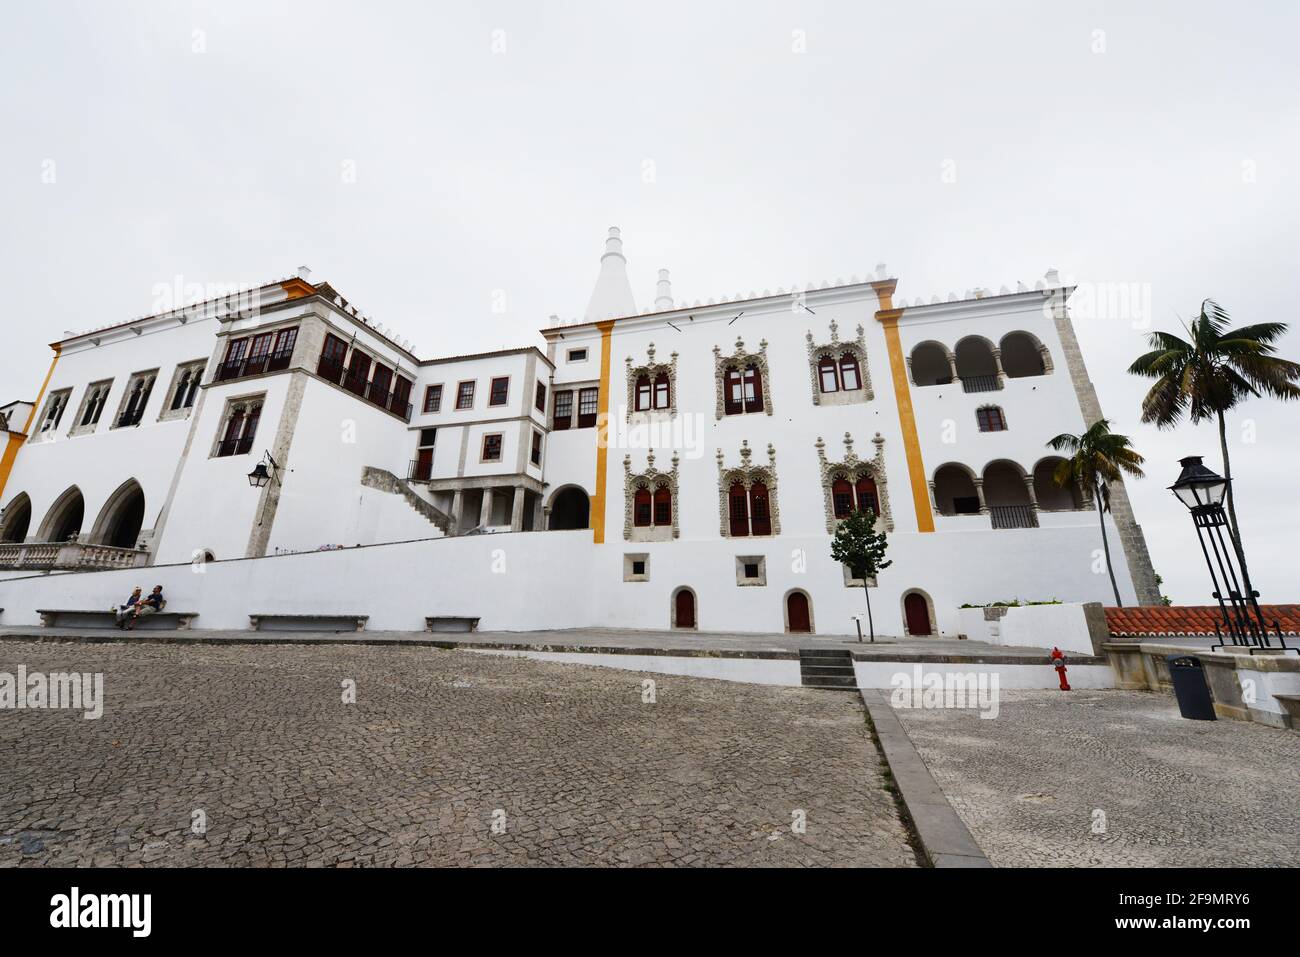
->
[674,590,696,629]
[787,592,811,633]
[904,593,932,636]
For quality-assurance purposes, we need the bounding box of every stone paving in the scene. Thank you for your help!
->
[0,640,917,867]
[891,689,1300,867]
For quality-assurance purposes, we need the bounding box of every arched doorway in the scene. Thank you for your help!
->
[39,487,85,543]
[92,480,146,549]
[547,486,590,530]
[785,590,813,633]
[672,587,697,630]
[910,341,952,386]
[0,493,32,543]
[903,592,934,636]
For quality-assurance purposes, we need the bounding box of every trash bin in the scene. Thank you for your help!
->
[1166,654,1216,721]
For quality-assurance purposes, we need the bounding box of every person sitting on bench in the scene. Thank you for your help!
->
[127,586,166,630]
[114,588,143,629]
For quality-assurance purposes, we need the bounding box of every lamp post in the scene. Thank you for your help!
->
[1169,456,1289,653]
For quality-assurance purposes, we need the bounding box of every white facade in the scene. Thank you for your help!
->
[0,232,1161,636]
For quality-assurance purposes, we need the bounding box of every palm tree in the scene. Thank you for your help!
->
[1047,420,1146,606]
[1128,300,1300,596]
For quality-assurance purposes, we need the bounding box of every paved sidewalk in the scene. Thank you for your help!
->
[0,624,1096,663]
[891,689,1300,867]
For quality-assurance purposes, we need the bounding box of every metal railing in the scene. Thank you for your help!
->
[961,375,1002,393]
[215,435,256,458]
[409,458,433,482]
[989,505,1038,529]
[215,350,294,382]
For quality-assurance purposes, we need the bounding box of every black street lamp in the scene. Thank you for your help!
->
[247,452,281,489]
[1169,456,1291,653]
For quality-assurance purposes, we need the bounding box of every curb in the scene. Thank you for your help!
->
[860,688,992,868]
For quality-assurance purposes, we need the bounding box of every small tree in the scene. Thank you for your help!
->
[830,509,892,642]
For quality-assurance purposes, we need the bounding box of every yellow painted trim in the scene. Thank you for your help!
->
[876,306,935,533]
[590,321,616,544]
[0,345,61,504]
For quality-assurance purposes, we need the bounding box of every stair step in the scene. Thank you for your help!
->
[800,664,856,676]
[802,675,859,689]
[798,649,853,660]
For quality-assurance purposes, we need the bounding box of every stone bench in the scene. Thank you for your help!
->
[424,616,480,634]
[248,614,368,633]
[37,608,197,630]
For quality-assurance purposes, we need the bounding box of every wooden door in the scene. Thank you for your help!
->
[787,592,811,633]
[904,593,932,636]
[674,590,696,629]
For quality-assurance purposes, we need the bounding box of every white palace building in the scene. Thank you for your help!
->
[0,229,1160,637]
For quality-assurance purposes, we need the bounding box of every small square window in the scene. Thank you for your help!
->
[419,428,437,447]
[735,555,767,586]
[567,348,588,363]
[481,433,503,462]
[623,553,650,582]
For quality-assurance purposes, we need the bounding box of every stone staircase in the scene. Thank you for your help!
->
[798,648,858,691]
[360,467,453,535]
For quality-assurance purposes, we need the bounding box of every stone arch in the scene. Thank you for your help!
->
[1033,456,1084,510]
[90,479,146,549]
[900,588,937,637]
[670,586,698,630]
[0,492,33,543]
[982,460,1037,527]
[546,485,590,530]
[999,330,1052,377]
[931,463,980,515]
[954,335,998,382]
[909,341,952,386]
[783,588,815,634]
[38,486,85,543]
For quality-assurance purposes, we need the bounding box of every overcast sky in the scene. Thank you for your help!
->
[2,1,1297,604]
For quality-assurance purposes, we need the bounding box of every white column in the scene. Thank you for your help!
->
[510,487,525,531]
[479,488,495,528]
[450,489,464,535]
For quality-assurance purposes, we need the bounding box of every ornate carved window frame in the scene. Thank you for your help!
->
[623,448,680,541]
[715,440,781,537]
[712,337,773,419]
[624,342,678,420]
[806,320,874,405]
[816,431,894,533]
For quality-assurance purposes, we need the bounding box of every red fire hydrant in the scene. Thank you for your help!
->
[1051,646,1071,691]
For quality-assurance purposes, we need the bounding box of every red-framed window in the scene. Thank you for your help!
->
[530,430,543,466]
[653,486,672,526]
[832,478,854,518]
[319,334,348,381]
[634,488,652,526]
[535,382,546,413]
[344,352,372,395]
[369,364,394,403]
[729,482,749,536]
[271,327,298,368]
[553,390,573,430]
[455,380,475,410]
[749,482,771,535]
[725,364,763,413]
[653,372,670,409]
[839,354,861,391]
[977,406,1007,432]
[635,375,652,412]
[818,355,839,393]
[423,384,443,414]
[489,377,509,406]
[577,387,599,428]
[390,375,412,416]
[855,477,878,517]
[481,433,502,461]
[225,337,250,366]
